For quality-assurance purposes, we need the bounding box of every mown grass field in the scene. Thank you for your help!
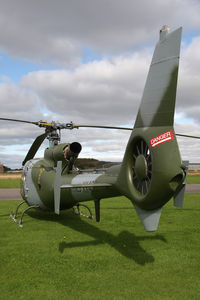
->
[187,175,200,184]
[0,178,21,188]
[0,195,200,299]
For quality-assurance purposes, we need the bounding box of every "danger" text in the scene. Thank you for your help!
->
[150,130,174,148]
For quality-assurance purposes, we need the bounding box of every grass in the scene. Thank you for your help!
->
[0,178,20,188]
[0,175,200,189]
[186,175,200,184]
[0,195,200,299]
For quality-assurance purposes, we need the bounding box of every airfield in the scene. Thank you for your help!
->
[0,175,200,299]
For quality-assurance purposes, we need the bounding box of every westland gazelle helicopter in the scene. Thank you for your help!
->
[0,26,196,231]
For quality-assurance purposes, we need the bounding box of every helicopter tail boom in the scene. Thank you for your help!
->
[116,26,185,231]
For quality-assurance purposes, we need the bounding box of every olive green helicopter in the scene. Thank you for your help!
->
[0,26,196,231]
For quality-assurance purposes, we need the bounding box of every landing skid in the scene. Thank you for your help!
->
[73,203,94,220]
[10,200,39,227]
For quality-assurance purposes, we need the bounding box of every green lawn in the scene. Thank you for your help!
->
[186,175,200,184]
[0,195,200,299]
[0,178,20,188]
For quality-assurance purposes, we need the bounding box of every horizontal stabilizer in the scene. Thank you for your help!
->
[61,183,112,189]
[134,203,162,232]
[174,160,189,208]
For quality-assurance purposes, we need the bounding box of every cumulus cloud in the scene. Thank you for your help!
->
[1,32,200,167]
[0,0,200,65]
[175,36,200,124]
[175,121,200,162]
[20,51,150,125]
[0,83,37,117]
[0,0,200,168]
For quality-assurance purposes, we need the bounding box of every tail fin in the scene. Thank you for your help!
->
[117,26,185,231]
[135,26,182,128]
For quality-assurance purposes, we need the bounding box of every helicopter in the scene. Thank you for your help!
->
[0,26,194,231]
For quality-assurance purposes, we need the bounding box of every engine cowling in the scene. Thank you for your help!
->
[44,142,82,164]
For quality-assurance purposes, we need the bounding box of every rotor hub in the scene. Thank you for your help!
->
[135,155,148,181]
[132,138,152,195]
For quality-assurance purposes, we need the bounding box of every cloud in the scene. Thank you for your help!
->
[175,121,200,162]
[176,36,200,123]
[1,30,200,167]
[0,153,25,169]
[0,80,40,119]
[0,80,48,150]
[0,0,200,168]
[20,51,151,125]
[0,0,200,66]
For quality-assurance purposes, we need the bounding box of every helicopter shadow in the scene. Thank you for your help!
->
[28,210,167,265]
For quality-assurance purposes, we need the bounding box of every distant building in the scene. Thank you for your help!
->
[188,163,200,171]
[0,163,4,173]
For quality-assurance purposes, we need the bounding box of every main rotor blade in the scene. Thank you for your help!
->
[71,124,200,139]
[71,124,133,131]
[0,117,38,125]
[1,117,200,140]
[22,133,47,166]
[176,133,200,139]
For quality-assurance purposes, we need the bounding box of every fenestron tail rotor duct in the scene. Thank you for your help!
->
[132,139,152,195]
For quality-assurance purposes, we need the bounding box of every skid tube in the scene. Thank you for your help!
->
[10,201,39,227]
[72,203,94,220]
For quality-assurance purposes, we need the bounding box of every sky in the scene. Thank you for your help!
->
[0,0,200,169]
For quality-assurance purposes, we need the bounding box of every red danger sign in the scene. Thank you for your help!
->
[150,130,174,148]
